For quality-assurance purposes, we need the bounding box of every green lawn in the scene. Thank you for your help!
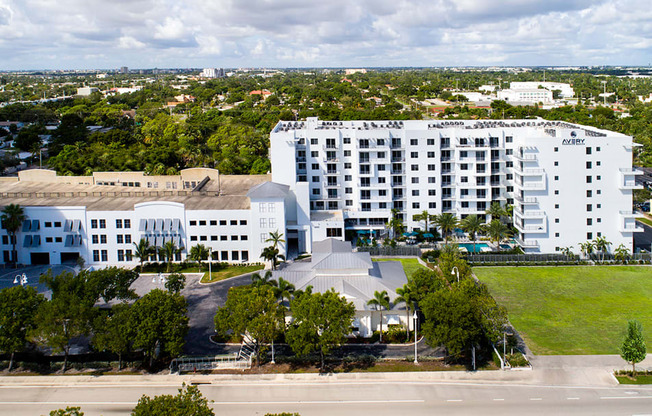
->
[200,264,264,284]
[474,266,652,355]
[372,257,427,278]
[616,374,652,384]
[637,217,652,227]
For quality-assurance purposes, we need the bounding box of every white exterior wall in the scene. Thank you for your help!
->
[270,118,639,253]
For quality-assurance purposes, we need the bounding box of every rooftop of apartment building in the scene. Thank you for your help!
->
[272,118,625,138]
[0,169,270,211]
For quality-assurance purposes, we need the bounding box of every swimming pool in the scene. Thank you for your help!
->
[459,243,490,253]
[499,244,512,250]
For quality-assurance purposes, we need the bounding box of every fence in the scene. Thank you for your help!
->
[169,354,251,374]
[465,252,652,265]
[356,246,422,256]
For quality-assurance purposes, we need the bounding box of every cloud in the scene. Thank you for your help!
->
[0,0,649,69]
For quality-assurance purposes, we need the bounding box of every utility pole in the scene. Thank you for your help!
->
[601,80,607,105]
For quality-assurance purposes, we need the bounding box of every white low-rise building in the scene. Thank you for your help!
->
[497,88,553,104]
[509,82,575,98]
[270,117,642,254]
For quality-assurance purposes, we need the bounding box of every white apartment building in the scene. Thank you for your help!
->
[270,117,642,253]
[0,169,296,268]
[510,82,575,98]
[497,88,553,104]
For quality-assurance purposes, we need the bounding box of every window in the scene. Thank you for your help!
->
[428,177,436,184]
[54,221,62,228]
[221,251,228,261]
[200,235,207,241]
[555,218,559,223]
[587,190,592,197]
[45,222,52,228]
[118,250,125,262]
[344,163,352,169]
[344,150,351,157]
[100,235,107,244]
[346,200,353,206]
[427,151,435,158]
[587,232,593,240]
[101,250,108,262]
[240,220,247,226]
[555,233,560,237]
[596,161,601,166]
[126,250,132,261]
[211,235,218,241]
[268,203,275,213]
[378,165,386,171]
[506,136,513,143]
[378,177,386,183]
[554,190,559,195]
[586,147,592,155]
[554,147,558,152]
[310,138,318,145]
[220,220,227,226]
[269,218,276,228]
[93,250,100,262]
[197,220,205,226]
[554,161,559,166]
[230,219,238,225]
[312,163,319,170]
[412,202,420,209]
[586,176,592,183]
[596,175,601,181]
[231,235,238,241]
[241,235,248,241]
[260,218,267,228]
[410,151,418,158]
[505,149,513,155]
[412,190,419,196]
[554,176,559,181]
[92,235,99,244]
[460,164,468,171]
[586,204,592,212]
[91,219,98,229]
[411,164,419,171]
[117,235,124,244]
[587,218,593,226]
[241,251,249,262]
[410,139,418,146]
[427,138,435,146]
[345,187,352,194]
[597,218,602,223]
[190,236,198,241]
[45,237,53,243]
[379,190,386,196]
[429,202,436,209]
[189,220,197,226]
[597,204,601,208]
[586,161,592,169]
[345,175,352,181]
[555,204,559,209]
[411,177,419,184]
[55,237,62,243]
[310,151,318,157]
[231,251,239,261]
[427,164,436,171]
[312,188,321,195]
[124,219,130,228]
[379,202,387,209]
[597,190,601,195]
[99,219,106,229]
[596,146,601,152]
[428,189,436,196]
[312,176,319,183]
[221,235,227,241]
[116,219,123,228]
[326,228,343,237]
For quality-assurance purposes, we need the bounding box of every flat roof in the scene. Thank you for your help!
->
[0,174,270,211]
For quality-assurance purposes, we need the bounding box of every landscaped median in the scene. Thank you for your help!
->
[200,264,264,284]
[475,266,652,355]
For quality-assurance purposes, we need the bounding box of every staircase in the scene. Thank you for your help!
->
[238,333,256,363]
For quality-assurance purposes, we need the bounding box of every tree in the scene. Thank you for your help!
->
[579,241,595,260]
[367,290,390,342]
[133,238,154,271]
[485,202,506,223]
[130,289,189,367]
[260,245,285,270]
[251,270,274,287]
[484,219,510,245]
[394,284,416,341]
[0,285,45,371]
[83,267,139,303]
[407,268,445,304]
[387,208,405,239]
[560,246,575,260]
[214,285,283,365]
[614,244,630,264]
[189,244,210,271]
[286,290,355,371]
[271,277,295,325]
[50,407,84,416]
[165,273,186,294]
[266,230,285,250]
[592,236,612,263]
[434,213,458,242]
[620,320,646,376]
[159,240,181,272]
[1,203,25,266]
[92,303,134,370]
[437,244,472,284]
[460,215,483,253]
[132,384,214,416]
[413,210,434,232]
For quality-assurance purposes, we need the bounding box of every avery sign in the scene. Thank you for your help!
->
[562,138,585,145]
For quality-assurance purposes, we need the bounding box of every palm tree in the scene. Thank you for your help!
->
[394,285,416,341]
[485,202,506,223]
[592,236,612,263]
[266,230,285,250]
[189,243,210,271]
[260,246,285,270]
[387,209,404,240]
[434,213,458,242]
[133,238,154,271]
[484,219,510,245]
[413,210,434,233]
[460,215,484,253]
[560,246,575,261]
[1,204,25,267]
[578,241,595,260]
[158,240,180,273]
[271,277,295,325]
[367,290,390,343]
[251,270,274,287]
[614,244,630,264]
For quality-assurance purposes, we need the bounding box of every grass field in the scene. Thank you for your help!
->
[616,375,652,384]
[372,257,427,278]
[637,217,652,227]
[474,266,652,355]
[200,264,264,283]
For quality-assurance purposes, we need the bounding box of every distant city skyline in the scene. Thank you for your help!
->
[0,0,650,70]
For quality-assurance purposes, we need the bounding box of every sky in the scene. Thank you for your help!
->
[0,0,650,70]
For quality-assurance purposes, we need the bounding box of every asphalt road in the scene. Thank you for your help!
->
[634,220,652,252]
[1,379,650,416]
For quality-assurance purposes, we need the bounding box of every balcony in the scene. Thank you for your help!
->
[514,237,539,248]
[620,224,644,233]
[514,208,546,219]
[514,168,545,177]
[618,168,643,190]
[514,222,547,234]
[513,153,537,162]
[620,210,643,218]
[514,195,538,204]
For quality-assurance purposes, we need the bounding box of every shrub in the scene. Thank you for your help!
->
[384,326,409,344]
[506,352,529,368]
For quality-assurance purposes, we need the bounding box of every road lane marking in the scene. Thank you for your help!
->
[0,399,426,406]
[447,399,463,402]
[567,397,580,400]
[600,396,652,400]
[530,398,542,401]
[492,398,504,401]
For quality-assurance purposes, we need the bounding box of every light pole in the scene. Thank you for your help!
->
[601,80,607,105]
[451,266,460,283]
[413,310,418,364]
